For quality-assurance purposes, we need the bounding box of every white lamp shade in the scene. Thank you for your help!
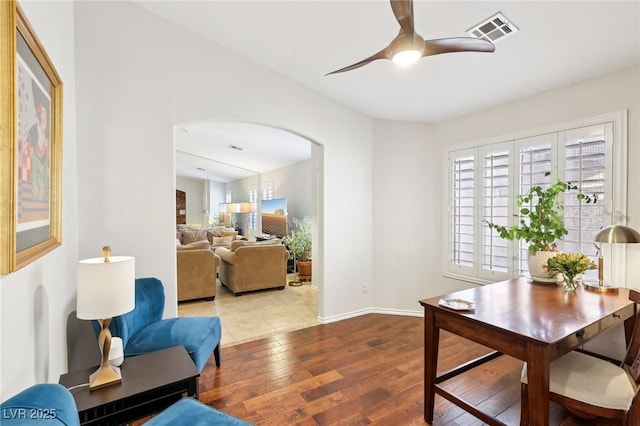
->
[77,256,135,320]
[238,202,253,213]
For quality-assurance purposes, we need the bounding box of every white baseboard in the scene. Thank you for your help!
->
[317,307,423,324]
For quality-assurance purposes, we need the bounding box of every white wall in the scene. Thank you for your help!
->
[74,1,374,323]
[226,175,259,204]
[0,1,78,400]
[209,180,226,223]
[371,121,473,314]
[176,176,205,226]
[261,159,313,220]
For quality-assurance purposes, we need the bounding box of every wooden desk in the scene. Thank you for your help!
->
[419,278,636,426]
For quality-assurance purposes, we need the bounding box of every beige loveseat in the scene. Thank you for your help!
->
[176,240,220,302]
[215,240,289,296]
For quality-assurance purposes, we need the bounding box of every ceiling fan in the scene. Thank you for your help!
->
[327,0,495,75]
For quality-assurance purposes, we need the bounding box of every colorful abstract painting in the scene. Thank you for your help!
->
[16,56,50,232]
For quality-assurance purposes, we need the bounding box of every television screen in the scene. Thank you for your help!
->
[261,198,287,237]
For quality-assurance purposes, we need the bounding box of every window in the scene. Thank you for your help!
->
[262,181,274,201]
[481,144,510,278]
[445,113,625,284]
[249,185,258,231]
[449,150,476,276]
[225,190,232,203]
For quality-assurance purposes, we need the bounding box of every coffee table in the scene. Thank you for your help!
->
[59,345,199,426]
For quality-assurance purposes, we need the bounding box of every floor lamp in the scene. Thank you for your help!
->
[585,225,640,293]
[77,247,135,390]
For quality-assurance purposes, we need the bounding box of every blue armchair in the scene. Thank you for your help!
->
[0,384,77,425]
[95,277,221,372]
[0,384,252,425]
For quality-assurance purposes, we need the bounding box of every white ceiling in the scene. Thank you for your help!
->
[175,122,312,181]
[142,1,640,180]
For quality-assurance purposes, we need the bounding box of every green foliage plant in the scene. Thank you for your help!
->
[484,172,597,254]
[282,215,312,261]
[209,215,221,227]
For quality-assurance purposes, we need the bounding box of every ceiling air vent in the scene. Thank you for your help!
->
[467,12,519,43]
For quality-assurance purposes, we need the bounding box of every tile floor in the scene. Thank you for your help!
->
[178,274,319,347]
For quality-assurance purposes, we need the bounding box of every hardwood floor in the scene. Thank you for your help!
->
[197,314,623,426]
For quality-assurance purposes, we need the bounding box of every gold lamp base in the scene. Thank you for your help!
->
[89,364,121,391]
[89,318,122,391]
[583,282,619,293]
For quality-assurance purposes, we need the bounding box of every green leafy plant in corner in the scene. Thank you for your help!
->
[208,215,221,227]
[282,215,312,261]
[484,172,597,253]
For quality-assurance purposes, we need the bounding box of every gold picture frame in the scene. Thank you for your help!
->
[1,1,63,274]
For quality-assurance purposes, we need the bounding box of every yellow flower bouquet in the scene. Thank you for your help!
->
[544,252,597,292]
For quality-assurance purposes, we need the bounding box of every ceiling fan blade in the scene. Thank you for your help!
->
[326,48,389,75]
[390,0,415,33]
[423,37,495,57]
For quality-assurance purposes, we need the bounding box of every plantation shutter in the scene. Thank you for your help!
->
[480,144,511,279]
[560,124,610,282]
[249,185,258,231]
[444,113,622,284]
[448,150,476,276]
[514,134,556,276]
[262,182,274,200]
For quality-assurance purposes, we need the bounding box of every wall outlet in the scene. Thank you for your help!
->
[361,282,368,293]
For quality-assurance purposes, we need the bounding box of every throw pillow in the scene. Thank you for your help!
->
[221,230,236,238]
[211,236,234,247]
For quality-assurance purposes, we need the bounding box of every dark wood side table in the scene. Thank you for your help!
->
[59,345,199,426]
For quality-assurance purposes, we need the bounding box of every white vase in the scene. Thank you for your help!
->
[527,251,562,283]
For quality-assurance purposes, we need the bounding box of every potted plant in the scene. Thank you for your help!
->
[282,215,312,280]
[484,172,596,282]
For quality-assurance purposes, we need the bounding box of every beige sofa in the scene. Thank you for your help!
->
[176,227,243,249]
[215,240,289,296]
[176,240,220,302]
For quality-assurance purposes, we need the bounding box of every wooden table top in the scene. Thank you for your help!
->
[59,345,198,411]
[419,277,632,345]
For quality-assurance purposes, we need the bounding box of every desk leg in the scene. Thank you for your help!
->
[525,344,551,426]
[424,308,439,424]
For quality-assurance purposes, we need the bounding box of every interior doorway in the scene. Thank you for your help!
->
[173,121,323,343]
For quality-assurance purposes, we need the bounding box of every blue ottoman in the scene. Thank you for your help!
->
[145,398,254,425]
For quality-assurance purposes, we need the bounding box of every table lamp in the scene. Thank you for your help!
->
[77,247,135,390]
[584,225,640,293]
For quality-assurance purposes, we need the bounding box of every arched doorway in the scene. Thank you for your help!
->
[173,120,323,345]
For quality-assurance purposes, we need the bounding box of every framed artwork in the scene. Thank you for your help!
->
[1,1,63,274]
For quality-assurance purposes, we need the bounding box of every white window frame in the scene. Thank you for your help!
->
[443,111,628,285]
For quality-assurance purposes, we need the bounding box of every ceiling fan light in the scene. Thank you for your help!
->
[392,49,422,66]
[388,32,425,67]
